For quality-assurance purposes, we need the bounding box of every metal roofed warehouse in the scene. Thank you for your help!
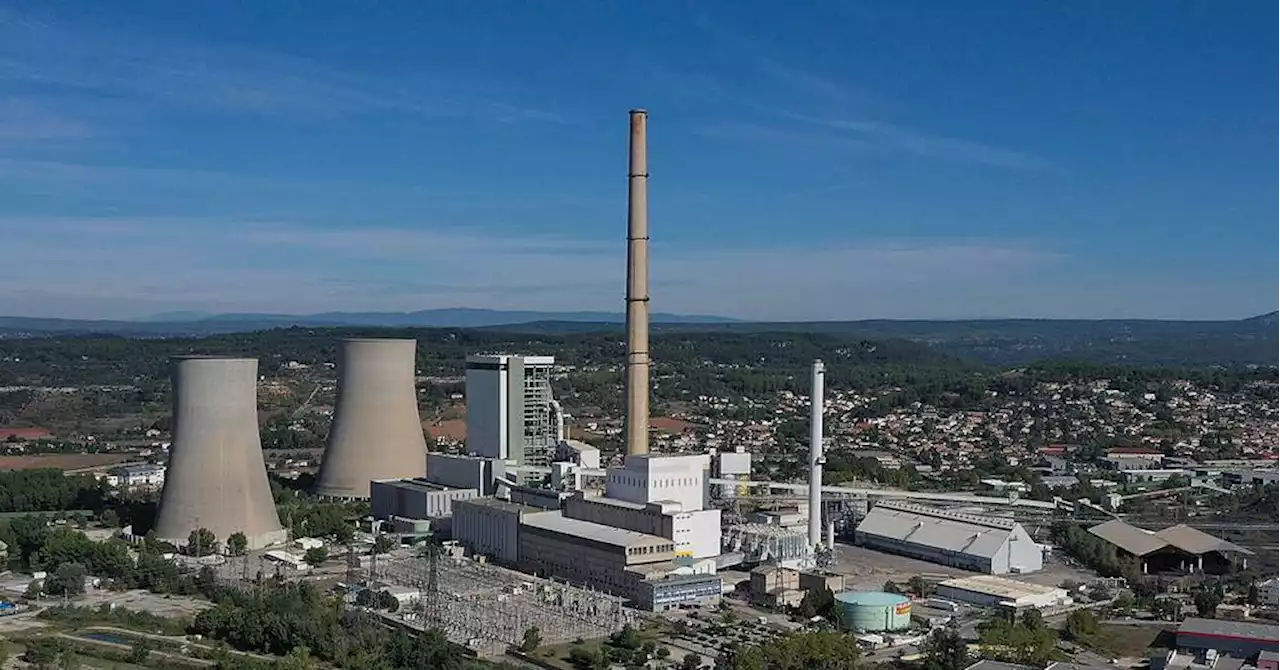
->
[854,501,1043,574]
[935,575,1071,609]
[1088,520,1254,574]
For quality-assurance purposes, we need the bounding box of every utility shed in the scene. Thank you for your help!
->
[854,501,1042,574]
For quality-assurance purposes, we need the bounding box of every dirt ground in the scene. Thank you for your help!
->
[828,543,1098,591]
[0,453,134,472]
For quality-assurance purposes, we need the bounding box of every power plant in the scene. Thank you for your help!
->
[624,109,651,457]
[153,356,286,550]
[315,338,429,499]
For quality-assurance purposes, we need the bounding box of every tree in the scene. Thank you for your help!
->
[25,639,63,669]
[373,534,396,554]
[520,626,542,652]
[908,575,932,597]
[1246,583,1260,606]
[1064,610,1100,644]
[303,547,329,567]
[1019,609,1045,632]
[129,639,153,665]
[721,631,859,670]
[276,646,314,670]
[57,651,80,670]
[882,580,901,594]
[26,579,43,601]
[227,532,248,556]
[188,528,219,557]
[98,509,119,528]
[0,638,11,667]
[46,562,88,597]
[681,653,702,670]
[1113,591,1136,613]
[1194,589,1222,617]
[922,627,969,670]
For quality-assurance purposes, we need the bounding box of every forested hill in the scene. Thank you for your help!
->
[484,316,1278,367]
[0,328,968,390]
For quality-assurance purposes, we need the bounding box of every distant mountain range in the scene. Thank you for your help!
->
[0,309,1273,367]
[0,308,737,337]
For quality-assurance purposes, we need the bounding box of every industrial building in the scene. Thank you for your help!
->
[153,357,286,551]
[370,478,479,523]
[711,446,751,498]
[854,501,1043,574]
[836,591,912,632]
[465,354,559,468]
[562,491,721,559]
[934,575,1071,610]
[315,339,429,499]
[450,498,540,566]
[605,453,709,513]
[1175,617,1279,657]
[105,464,165,489]
[1087,520,1253,574]
[424,452,503,495]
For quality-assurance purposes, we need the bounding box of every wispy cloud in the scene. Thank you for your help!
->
[0,215,1075,320]
[0,98,95,143]
[0,7,573,125]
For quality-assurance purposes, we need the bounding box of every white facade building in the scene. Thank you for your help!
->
[465,354,558,467]
[563,493,721,560]
[606,454,708,513]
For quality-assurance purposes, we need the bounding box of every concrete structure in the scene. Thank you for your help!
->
[153,357,285,550]
[1087,520,1253,574]
[369,478,479,522]
[711,447,751,498]
[836,591,912,632]
[316,339,428,499]
[624,108,651,457]
[518,511,674,601]
[808,359,825,549]
[424,452,502,495]
[451,498,540,565]
[724,524,813,568]
[1256,577,1278,608]
[465,354,558,469]
[854,501,1042,574]
[107,464,165,489]
[606,454,707,513]
[637,573,722,611]
[799,570,847,594]
[749,565,804,608]
[1175,617,1279,657]
[935,575,1071,610]
[563,492,721,559]
[556,439,601,470]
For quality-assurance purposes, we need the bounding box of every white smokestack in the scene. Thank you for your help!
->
[808,359,825,548]
[624,109,651,457]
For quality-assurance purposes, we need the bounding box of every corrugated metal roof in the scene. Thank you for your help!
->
[1155,524,1255,556]
[1087,520,1169,556]
[855,505,1016,559]
[1177,617,1278,642]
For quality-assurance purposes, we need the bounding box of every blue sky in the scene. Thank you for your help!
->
[0,1,1273,320]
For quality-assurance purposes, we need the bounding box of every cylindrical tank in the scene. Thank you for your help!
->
[836,591,912,632]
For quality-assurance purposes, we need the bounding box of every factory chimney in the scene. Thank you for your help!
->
[153,357,285,550]
[624,109,651,457]
[808,359,826,548]
[315,338,429,499]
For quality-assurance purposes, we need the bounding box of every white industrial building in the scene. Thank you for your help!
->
[935,575,1071,610]
[562,492,721,559]
[369,478,479,522]
[556,439,601,470]
[854,501,1043,574]
[104,464,166,489]
[465,354,559,468]
[606,453,708,513]
[711,447,752,498]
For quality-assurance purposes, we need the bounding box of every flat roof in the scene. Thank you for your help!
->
[372,478,473,495]
[579,495,648,511]
[465,354,555,365]
[455,497,541,514]
[939,575,1065,601]
[1177,617,1278,643]
[521,511,670,549]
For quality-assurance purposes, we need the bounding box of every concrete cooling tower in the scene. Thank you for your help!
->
[153,357,286,550]
[314,338,429,499]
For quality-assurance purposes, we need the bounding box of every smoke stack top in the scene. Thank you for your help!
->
[624,109,651,457]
